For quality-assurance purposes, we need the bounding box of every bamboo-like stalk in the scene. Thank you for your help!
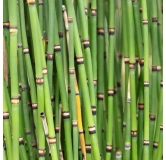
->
[89,0,97,95]
[9,0,19,158]
[77,0,97,127]
[121,0,129,148]
[156,112,163,160]
[17,6,35,159]
[152,72,163,160]
[149,0,160,157]
[3,76,12,160]
[123,79,131,160]
[63,5,79,160]
[74,71,86,159]
[54,73,60,159]
[132,0,144,159]
[18,0,38,131]
[46,0,55,99]
[126,0,138,159]
[97,0,105,155]
[141,0,150,159]
[65,0,101,159]
[3,0,10,93]
[28,0,60,159]
[105,0,115,159]
[27,1,46,159]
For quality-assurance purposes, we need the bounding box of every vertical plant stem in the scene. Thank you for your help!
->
[97,0,105,155]
[105,0,115,158]
[126,0,138,158]
[9,0,19,158]
[3,76,12,160]
[141,0,150,158]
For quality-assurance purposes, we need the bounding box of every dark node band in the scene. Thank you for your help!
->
[139,7,142,13]
[79,130,84,134]
[150,115,156,121]
[114,88,117,94]
[47,53,54,60]
[160,80,163,87]
[153,141,158,148]
[125,143,131,150]
[78,147,81,151]
[68,17,73,23]
[108,89,114,96]
[86,144,91,153]
[36,77,44,85]
[93,79,97,86]
[152,17,158,22]
[38,0,43,5]
[11,97,19,104]
[22,85,27,91]
[129,62,135,69]
[118,54,123,58]
[72,120,78,127]
[135,56,139,62]
[42,68,47,75]
[32,103,38,109]
[132,0,137,2]
[88,126,96,134]
[68,87,71,93]
[18,93,21,100]
[109,28,115,35]
[116,152,122,158]
[138,103,144,110]
[10,26,18,33]
[19,82,22,88]
[106,145,112,152]
[139,58,144,66]
[25,130,31,135]
[160,125,163,130]
[102,128,104,132]
[3,112,9,119]
[91,8,97,16]
[32,142,37,148]
[97,93,104,100]
[85,7,88,15]
[124,57,129,63]
[48,137,56,144]
[157,21,161,25]
[28,101,31,106]
[46,39,48,43]
[3,21,10,29]
[117,82,121,87]
[55,126,59,133]
[38,149,46,157]
[76,56,84,65]
[18,43,22,48]
[69,68,75,74]
[123,122,126,127]
[152,66,161,71]
[91,106,96,115]
[19,137,24,145]
[97,28,104,35]
[59,32,63,38]
[27,0,35,5]
[51,95,55,102]
[144,81,149,87]
[23,48,29,54]
[75,92,79,95]
[143,140,149,145]
[131,130,137,137]
[83,39,90,49]
[54,44,61,52]
[143,19,148,25]
[62,111,70,119]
